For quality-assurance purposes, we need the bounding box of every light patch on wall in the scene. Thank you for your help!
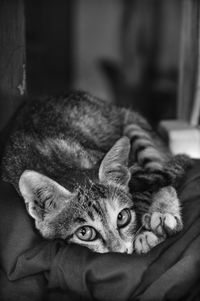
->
[17,64,26,95]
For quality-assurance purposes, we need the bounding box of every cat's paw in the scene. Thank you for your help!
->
[134,230,164,254]
[142,211,183,237]
[142,186,183,237]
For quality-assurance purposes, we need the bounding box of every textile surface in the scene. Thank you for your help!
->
[0,161,200,301]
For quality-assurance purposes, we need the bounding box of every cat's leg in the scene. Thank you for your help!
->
[124,124,167,171]
[122,113,171,191]
[134,186,183,254]
[122,111,191,191]
[122,110,168,169]
[121,111,186,253]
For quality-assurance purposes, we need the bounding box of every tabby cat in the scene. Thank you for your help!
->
[0,91,190,254]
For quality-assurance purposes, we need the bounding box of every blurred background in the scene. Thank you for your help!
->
[0,0,183,129]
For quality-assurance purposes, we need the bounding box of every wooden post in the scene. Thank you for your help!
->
[178,0,200,123]
[0,0,26,129]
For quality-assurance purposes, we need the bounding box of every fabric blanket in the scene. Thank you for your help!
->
[0,161,200,301]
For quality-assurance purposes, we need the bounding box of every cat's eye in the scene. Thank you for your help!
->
[75,226,97,241]
[117,208,131,228]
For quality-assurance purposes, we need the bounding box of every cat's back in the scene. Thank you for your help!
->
[11,91,121,140]
[1,91,122,189]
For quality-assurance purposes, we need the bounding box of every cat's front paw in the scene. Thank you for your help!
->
[142,186,183,237]
[142,211,183,237]
[134,230,164,254]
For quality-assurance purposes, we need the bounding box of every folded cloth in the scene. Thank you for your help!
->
[0,161,200,301]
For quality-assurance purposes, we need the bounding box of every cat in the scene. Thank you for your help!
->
[0,91,190,254]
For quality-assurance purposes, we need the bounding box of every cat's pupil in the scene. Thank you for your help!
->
[80,228,86,236]
[118,213,122,220]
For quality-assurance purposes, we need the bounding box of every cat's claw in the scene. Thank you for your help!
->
[142,211,183,237]
[134,230,164,254]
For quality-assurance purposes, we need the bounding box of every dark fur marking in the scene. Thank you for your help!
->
[87,210,94,221]
[74,217,86,224]
[135,143,154,161]
[130,135,140,144]
[92,202,103,217]
[142,157,162,167]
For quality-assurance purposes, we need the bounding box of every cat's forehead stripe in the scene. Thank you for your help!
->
[74,217,86,224]
[87,209,95,221]
[92,201,103,216]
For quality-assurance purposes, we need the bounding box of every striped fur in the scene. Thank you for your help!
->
[124,124,166,170]
[0,91,192,254]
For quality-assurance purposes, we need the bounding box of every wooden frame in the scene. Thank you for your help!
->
[0,0,26,129]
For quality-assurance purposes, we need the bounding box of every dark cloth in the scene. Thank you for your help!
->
[0,162,200,301]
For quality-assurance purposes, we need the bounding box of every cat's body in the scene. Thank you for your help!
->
[1,91,189,254]
[1,91,168,190]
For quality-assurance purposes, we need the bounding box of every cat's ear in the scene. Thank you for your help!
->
[99,137,131,187]
[19,170,74,221]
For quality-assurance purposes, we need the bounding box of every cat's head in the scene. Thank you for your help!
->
[19,137,137,254]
